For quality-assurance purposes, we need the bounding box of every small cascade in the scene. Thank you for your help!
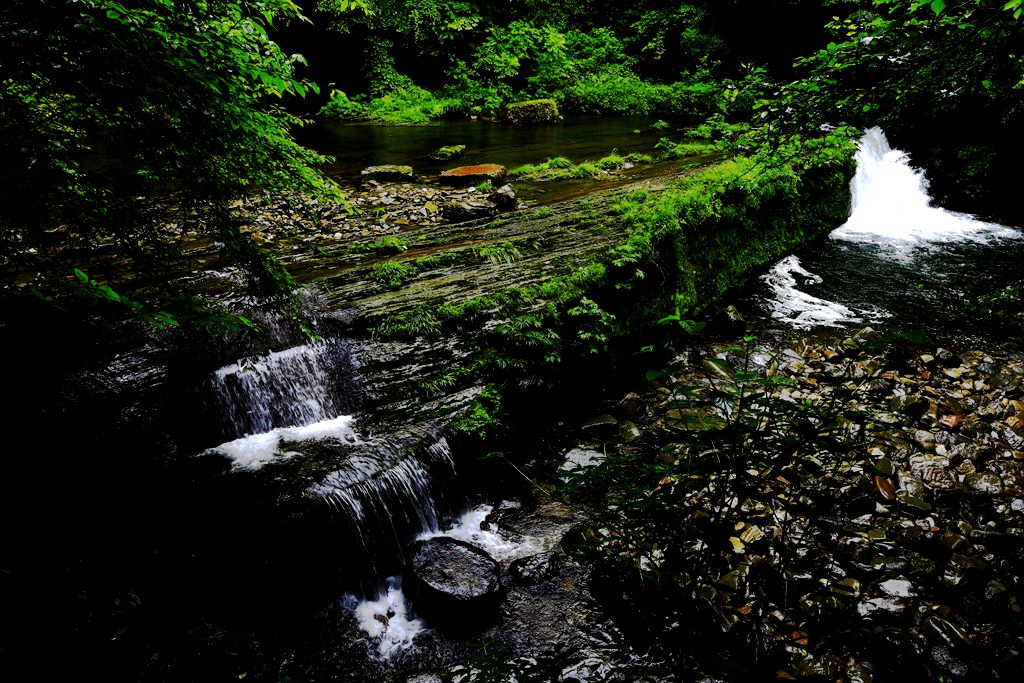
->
[832,127,1019,246]
[198,333,465,606]
[308,424,462,593]
[756,127,1023,332]
[209,338,359,441]
[351,502,556,659]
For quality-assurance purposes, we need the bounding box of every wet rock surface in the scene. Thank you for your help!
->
[235,178,517,248]
[407,537,503,630]
[439,163,508,186]
[573,327,1024,681]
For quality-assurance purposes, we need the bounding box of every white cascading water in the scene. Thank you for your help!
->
[203,338,464,658]
[206,341,360,470]
[352,502,560,658]
[210,342,349,438]
[832,127,1019,246]
[761,127,1021,330]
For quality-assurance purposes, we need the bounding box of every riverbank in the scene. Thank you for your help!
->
[536,325,1024,681]
[271,323,1024,682]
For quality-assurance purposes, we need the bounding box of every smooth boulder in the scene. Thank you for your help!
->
[407,537,502,630]
[361,165,414,182]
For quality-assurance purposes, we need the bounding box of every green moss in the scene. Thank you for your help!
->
[624,152,655,164]
[373,305,440,338]
[597,151,625,170]
[476,241,522,265]
[449,386,504,438]
[370,261,416,288]
[509,154,617,181]
[429,144,467,161]
[415,252,461,269]
[655,137,721,160]
[351,235,409,256]
[608,128,857,320]
[503,99,561,125]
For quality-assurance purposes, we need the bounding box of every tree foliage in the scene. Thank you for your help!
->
[764,0,1024,133]
[0,0,342,327]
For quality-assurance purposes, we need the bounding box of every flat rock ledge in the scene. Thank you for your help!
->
[439,164,508,186]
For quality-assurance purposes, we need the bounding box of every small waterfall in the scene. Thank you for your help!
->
[757,128,1022,331]
[209,338,358,440]
[199,335,465,607]
[831,127,1019,245]
[309,427,460,584]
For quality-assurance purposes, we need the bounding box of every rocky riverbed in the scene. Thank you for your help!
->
[550,325,1024,681]
[288,325,1023,683]
[232,172,520,249]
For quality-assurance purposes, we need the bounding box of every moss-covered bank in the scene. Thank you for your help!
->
[450,132,856,441]
[299,131,856,443]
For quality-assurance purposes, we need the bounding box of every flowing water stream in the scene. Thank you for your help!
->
[749,127,1023,338]
[194,125,1024,676]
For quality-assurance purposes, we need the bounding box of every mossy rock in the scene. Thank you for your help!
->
[429,144,467,161]
[360,165,414,181]
[502,99,561,126]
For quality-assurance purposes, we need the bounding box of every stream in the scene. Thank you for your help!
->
[7,122,1022,682]
[300,115,702,204]
[741,126,1024,342]
[188,126,1024,680]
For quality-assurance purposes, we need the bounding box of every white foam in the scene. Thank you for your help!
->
[417,504,548,563]
[831,127,1021,247]
[209,414,359,471]
[352,577,427,658]
[350,501,567,660]
[760,255,885,329]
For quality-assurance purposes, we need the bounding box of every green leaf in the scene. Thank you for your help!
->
[930,0,945,15]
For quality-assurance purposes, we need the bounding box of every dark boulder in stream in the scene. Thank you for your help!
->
[407,537,503,631]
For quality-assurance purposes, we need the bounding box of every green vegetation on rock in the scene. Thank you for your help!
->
[502,98,561,125]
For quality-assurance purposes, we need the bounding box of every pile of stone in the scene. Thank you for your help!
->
[236,168,518,248]
[575,328,1024,681]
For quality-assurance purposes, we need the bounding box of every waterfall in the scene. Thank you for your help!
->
[831,127,1019,245]
[757,127,1022,331]
[200,336,464,605]
[209,338,358,440]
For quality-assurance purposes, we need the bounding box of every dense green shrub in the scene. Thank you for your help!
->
[318,89,365,119]
[364,84,461,124]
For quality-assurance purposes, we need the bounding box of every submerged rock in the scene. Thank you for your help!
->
[361,165,415,181]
